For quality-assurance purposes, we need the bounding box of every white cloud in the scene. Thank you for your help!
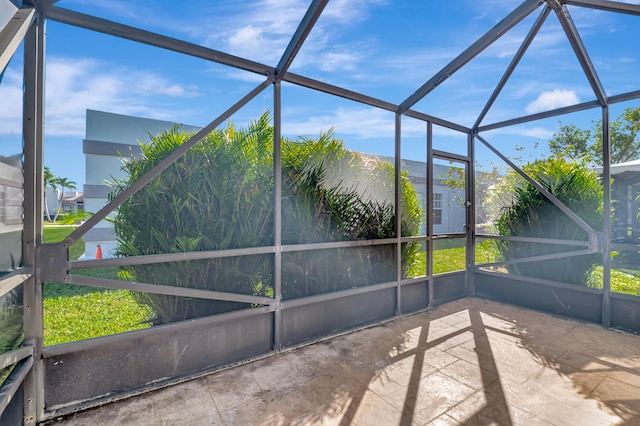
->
[0,57,204,138]
[283,107,412,139]
[525,89,580,114]
[199,0,385,72]
[0,69,23,134]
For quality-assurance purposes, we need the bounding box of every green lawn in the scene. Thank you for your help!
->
[43,225,151,346]
[42,227,640,345]
[406,238,640,296]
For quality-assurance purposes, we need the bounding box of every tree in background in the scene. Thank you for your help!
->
[52,177,76,222]
[549,107,640,165]
[112,112,423,324]
[44,166,55,222]
[494,157,603,285]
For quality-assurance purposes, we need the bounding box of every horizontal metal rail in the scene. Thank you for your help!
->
[280,280,397,309]
[0,357,33,418]
[280,238,398,252]
[432,233,466,240]
[611,242,640,252]
[478,99,601,132]
[399,276,428,286]
[69,246,277,270]
[563,0,640,16]
[477,234,589,247]
[41,305,272,358]
[0,268,32,298]
[69,238,399,270]
[474,268,604,294]
[432,150,470,163]
[65,274,275,306]
[609,291,640,302]
[0,346,33,371]
[477,248,592,268]
[609,89,640,104]
[404,109,471,133]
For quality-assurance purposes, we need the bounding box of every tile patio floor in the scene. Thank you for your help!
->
[46,298,640,425]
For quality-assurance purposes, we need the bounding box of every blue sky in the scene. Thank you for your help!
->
[1,0,639,187]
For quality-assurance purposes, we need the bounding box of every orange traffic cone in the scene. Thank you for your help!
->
[95,244,103,259]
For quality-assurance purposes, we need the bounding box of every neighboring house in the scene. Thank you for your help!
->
[61,192,84,213]
[0,154,22,272]
[376,155,466,235]
[83,110,200,258]
[594,159,640,243]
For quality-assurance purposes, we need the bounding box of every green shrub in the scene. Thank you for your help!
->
[112,112,422,323]
[494,157,603,285]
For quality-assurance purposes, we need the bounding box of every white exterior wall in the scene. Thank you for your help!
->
[82,110,200,259]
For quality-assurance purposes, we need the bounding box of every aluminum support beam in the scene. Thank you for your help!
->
[0,346,33,371]
[475,269,604,294]
[476,134,596,236]
[66,274,275,306]
[275,0,328,80]
[0,268,32,298]
[0,7,35,74]
[426,122,434,308]
[64,79,272,245]
[601,106,611,327]
[467,134,475,296]
[45,6,273,77]
[481,248,592,268]
[69,246,276,270]
[0,358,34,419]
[406,110,471,134]
[398,0,543,114]
[473,6,551,131]
[283,74,471,133]
[480,88,640,132]
[549,2,607,106]
[21,11,44,424]
[394,113,402,315]
[564,0,640,16]
[609,89,640,105]
[284,72,397,111]
[273,80,283,351]
[479,99,600,132]
[281,281,398,310]
[479,234,589,247]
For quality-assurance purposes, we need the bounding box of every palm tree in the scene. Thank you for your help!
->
[52,177,76,222]
[44,166,56,222]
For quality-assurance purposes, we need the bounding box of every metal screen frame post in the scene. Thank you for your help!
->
[467,133,476,297]
[601,106,611,327]
[21,10,45,425]
[394,113,402,316]
[273,80,283,351]
[426,122,434,308]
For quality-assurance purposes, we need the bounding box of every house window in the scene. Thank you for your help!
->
[433,193,442,225]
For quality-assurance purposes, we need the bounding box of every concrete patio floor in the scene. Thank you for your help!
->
[46,298,640,425]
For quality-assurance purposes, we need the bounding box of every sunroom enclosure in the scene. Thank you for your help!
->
[1,0,640,424]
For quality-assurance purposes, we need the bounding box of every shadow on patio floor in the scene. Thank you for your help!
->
[46,298,640,425]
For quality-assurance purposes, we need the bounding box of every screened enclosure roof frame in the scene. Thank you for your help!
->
[3,0,640,423]
[30,0,640,250]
